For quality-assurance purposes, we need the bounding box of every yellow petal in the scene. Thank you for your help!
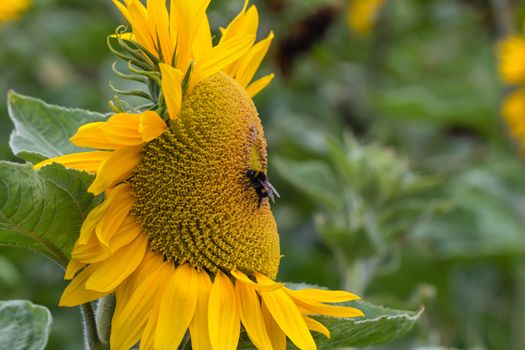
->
[34,151,112,172]
[88,147,142,195]
[64,258,86,280]
[108,214,143,251]
[304,316,330,339]
[190,35,256,91]
[139,298,160,350]
[70,122,120,150]
[71,239,110,264]
[155,264,198,350]
[261,299,287,350]
[95,185,134,247]
[208,271,241,350]
[127,0,157,55]
[84,234,148,292]
[159,64,184,120]
[222,3,260,76]
[103,112,166,146]
[258,278,316,350]
[192,15,212,61]
[75,186,118,246]
[147,0,173,63]
[286,285,364,318]
[232,270,283,292]
[110,255,172,350]
[139,111,167,141]
[235,31,274,88]
[235,280,272,350]
[172,0,210,71]
[189,270,213,350]
[220,0,257,43]
[59,267,106,307]
[246,73,274,97]
[291,295,364,318]
[287,288,360,303]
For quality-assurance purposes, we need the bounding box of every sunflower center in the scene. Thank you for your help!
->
[129,72,280,278]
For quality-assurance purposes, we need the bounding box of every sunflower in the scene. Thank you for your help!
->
[498,28,525,149]
[0,0,30,24]
[498,34,525,85]
[346,0,385,36]
[35,0,363,349]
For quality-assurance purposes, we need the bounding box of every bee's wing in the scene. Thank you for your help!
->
[263,181,280,202]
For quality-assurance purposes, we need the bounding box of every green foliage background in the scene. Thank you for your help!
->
[1,0,525,349]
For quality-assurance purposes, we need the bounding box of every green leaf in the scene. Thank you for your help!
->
[238,298,422,349]
[310,301,423,348]
[8,91,106,163]
[0,161,99,267]
[0,300,52,350]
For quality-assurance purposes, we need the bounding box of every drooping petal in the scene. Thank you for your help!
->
[103,112,166,146]
[69,122,121,150]
[257,277,316,350]
[84,233,148,293]
[155,264,198,350]
[95,185,134,247]
[88,147,142,195]
[59,267,106,307]
[261,299,287,350]
[64,258,86,280]
[139,111,168,141]
[287,288,360,303]
[110,254,172,350]
[290,294,364,318]
[235,279,272,350]
[246,73,274,97]
[139,298,160,350]
[208,271,241,350]
[232,270,282,292]
[75,185,126,246]
[34,151,112,172]
[304,316,330,339]
[189,270,213,350]
[159,63,184,120]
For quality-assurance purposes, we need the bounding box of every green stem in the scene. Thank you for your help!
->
[81,303,108,350]
[96,295,116,347]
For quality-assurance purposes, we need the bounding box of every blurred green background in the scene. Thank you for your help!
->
[2,0,525,349]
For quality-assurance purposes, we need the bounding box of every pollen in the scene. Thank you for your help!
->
[129,72,281,278]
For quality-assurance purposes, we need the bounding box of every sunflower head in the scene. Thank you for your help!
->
[130,71,280,278]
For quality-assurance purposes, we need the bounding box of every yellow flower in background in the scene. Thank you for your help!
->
[498,26,525,150]
[502,88,525,148]
[0,0,30,24]
[346,0,385,36]
[35,0,363,349]
[498,34,525,84]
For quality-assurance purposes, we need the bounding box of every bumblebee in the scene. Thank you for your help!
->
[246,169,280,208]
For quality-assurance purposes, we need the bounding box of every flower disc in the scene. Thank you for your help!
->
[130,72,281,278]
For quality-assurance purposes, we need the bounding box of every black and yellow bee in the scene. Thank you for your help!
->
[246,170,280,208]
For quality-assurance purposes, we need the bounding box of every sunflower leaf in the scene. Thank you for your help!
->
[0,161,99,267]
[238,300,423,349]
[0,300,52,350]
[7,91,106,163]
